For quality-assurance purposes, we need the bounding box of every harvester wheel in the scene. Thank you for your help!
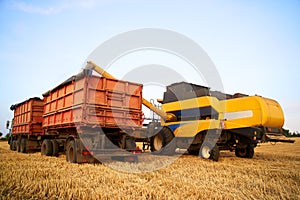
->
[235,144,254,158]
[41,139,53,156]
[187,144,200,155]
[209,145,220,161]
[66,140,77,163]
[150,127,176,155]
[152,133,163,151]
[235,148,246,158]
[246,144,254,158]
[52,140,59,157]
[200,142,219,161]
[20,138,27,153]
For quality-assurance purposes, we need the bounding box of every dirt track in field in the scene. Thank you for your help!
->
[0,139,299,199]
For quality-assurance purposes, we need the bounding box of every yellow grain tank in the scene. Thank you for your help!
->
[221,96,284,129]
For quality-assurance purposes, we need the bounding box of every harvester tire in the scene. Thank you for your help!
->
[151,132,163,151]
[187,144,200,155]
[41,139,53,156]
[246,144,254,158]
[209,145,220,161]
[52,140,59,157]
[200,142,219,161]
[235,144,254,158]
[20,138,27,153]
[235,148,246,158]
[151,127,176,156]
[66,140,77,163]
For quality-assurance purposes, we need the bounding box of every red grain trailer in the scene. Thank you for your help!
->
[41,70,143,163]
[9,97,44,152]
[9,70,143,163]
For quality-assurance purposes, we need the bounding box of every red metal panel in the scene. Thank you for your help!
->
[42,74,143,130]
[86,76,142,110]
[12,98,44,135]
[86,106,142,128]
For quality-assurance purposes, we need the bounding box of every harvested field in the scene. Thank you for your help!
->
[0,139,299,199]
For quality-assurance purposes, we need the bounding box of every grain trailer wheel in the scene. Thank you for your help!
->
[20,138,27,153]
[66,140,77,163]
[9,141,13,150]
[13,140,17,151]
[51,139,59,157]
[41,139,53,156]
[9,137,13,150]
[150,127,176,155]
[16,138,21,152]
[125,138,136,150]
[10,140,17,151]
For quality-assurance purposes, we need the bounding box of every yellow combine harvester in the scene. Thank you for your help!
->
[87,61,294,161]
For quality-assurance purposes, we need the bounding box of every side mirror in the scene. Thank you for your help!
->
[6,121,10,129]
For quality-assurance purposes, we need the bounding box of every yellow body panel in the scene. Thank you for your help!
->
[221,96,284,129]
[162,95,284,136]
[161,96,224,137]
[165,120,221,137]
[162,96,222,113]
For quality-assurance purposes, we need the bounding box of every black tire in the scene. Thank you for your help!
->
[41,139,53,156]
[235,144,254,158]
[66,140,77,163]
[16,138,21,152]
[150,127,176,155]
[235,148,246,158]
[20,138,27,153]
[52,140,59,157]
[125,138,136,150]
[246,144,254,158]
[10,139,15,150]
[12,141,17,151]
[187,144,200,155]
[209,145,220,161]
[199,142,219,161]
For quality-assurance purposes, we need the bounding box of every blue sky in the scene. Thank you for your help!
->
[0,0,300,135]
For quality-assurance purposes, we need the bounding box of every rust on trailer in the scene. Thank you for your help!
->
[11,97,44,136]
[42,71,143,131]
